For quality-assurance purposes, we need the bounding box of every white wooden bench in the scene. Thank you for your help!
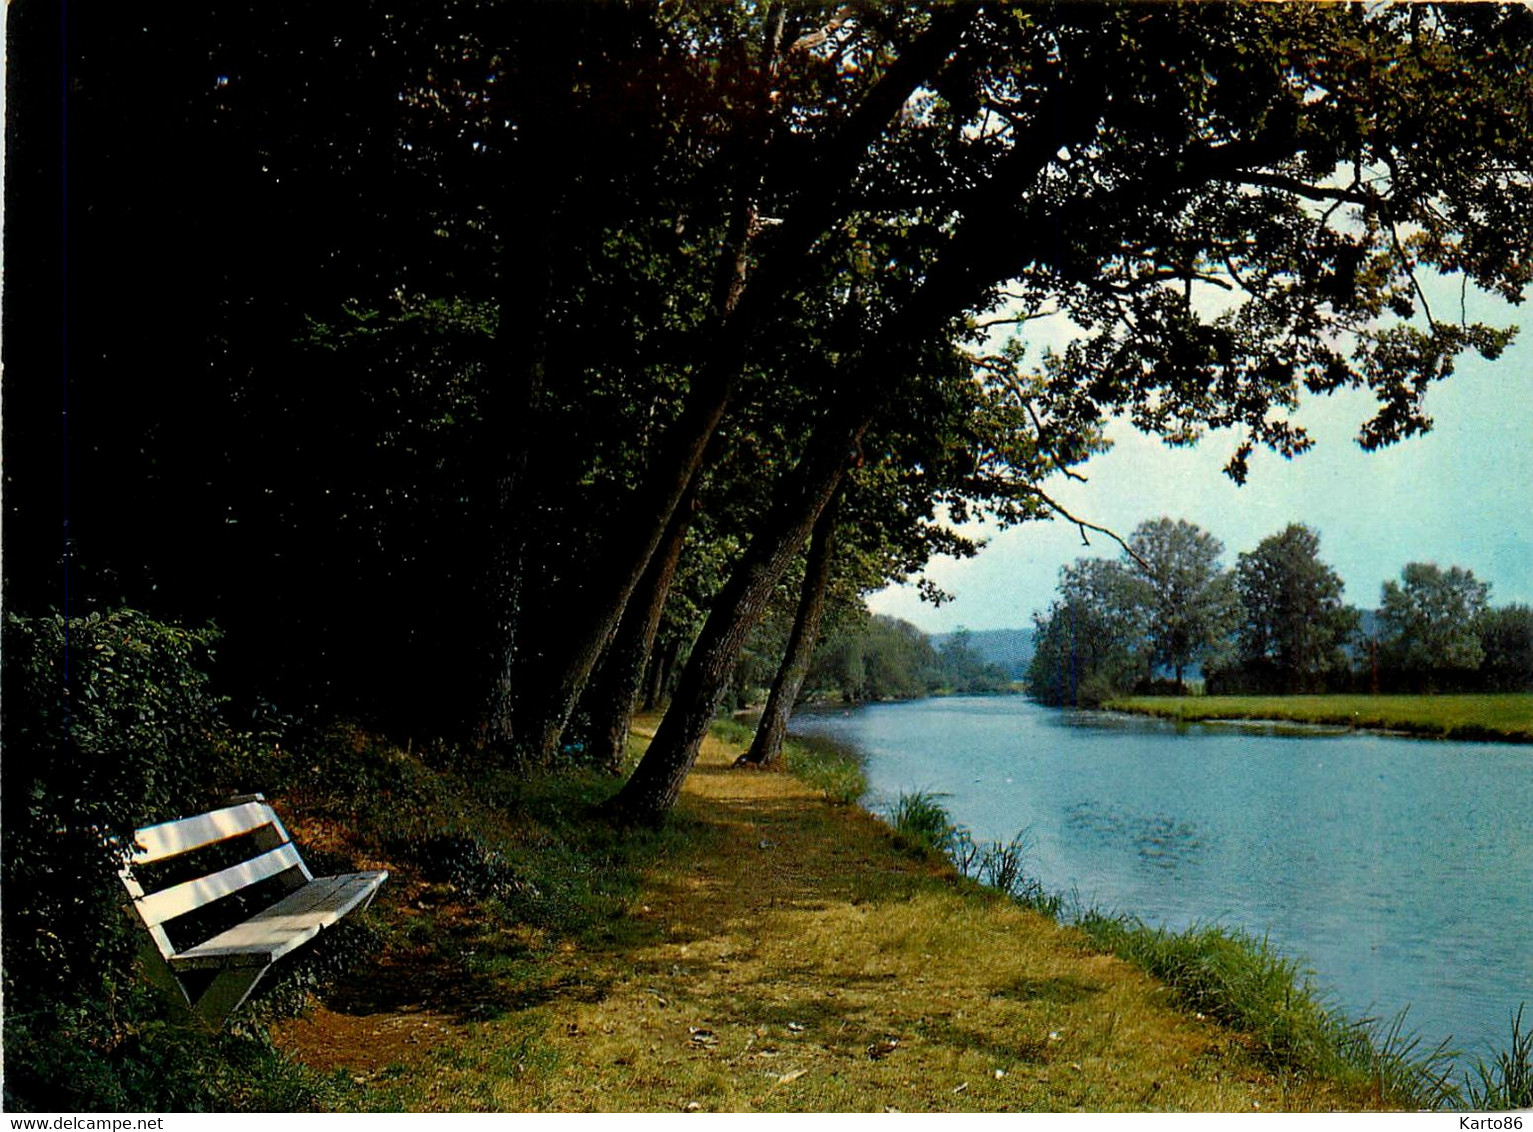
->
[118,793,387,1027]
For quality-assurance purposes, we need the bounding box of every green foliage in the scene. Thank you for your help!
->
[1129,519,1241,688]
[17,0,1533,765]
[887,792,960,857]
[1476,605,1533,693]
[803,615,1009,704]
[0,609,354,1112]
[2,1001,352,1113]
[1226,524,1359,694]
[1379,564,1493,691]
[2,610,238,1012]
[808,615,938,703]
[1031,523,1521,704]
[933,630,1012,695]
[1026,520,1240,705]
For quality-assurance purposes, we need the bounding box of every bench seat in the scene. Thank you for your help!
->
[170,870,387,971]
[120,794,386,1025]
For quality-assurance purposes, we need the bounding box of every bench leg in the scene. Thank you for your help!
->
[191,967,268,1028]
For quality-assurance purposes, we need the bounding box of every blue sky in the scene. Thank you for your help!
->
[870,291,1533,633]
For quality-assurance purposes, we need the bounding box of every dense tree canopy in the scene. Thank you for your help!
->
[1230,524,1358,693]
[1127,519,1240,689]
[8,1,1533,822]
[1378,563,1493,691]
[1027,557,1148,707]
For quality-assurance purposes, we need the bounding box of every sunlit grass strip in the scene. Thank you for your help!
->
[1073,912,1462,1108]
[711,717,867,805]
[1105,694,1533,743]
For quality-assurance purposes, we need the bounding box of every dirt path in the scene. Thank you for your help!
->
[276,731,1373,1111]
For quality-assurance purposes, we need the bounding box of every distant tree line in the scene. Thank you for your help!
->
[801,619,1012,703]
[1027,518,1533,705]
[714,612,1010,711]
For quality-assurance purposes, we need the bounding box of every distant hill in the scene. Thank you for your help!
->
[931,628,1037,679]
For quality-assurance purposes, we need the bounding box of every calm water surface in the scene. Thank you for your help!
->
[789,695,1532,1064]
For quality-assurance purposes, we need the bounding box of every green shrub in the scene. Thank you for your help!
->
[2,610,240,1016]
[0,608,340,1111]
[1072,912,1467,1107]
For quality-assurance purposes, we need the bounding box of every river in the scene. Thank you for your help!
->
[788,694,1532,1068]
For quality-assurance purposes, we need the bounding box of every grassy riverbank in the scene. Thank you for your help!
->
[1104,693,1533,743]
[249,718,1474,1112]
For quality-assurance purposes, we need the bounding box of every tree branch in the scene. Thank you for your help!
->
[1024,483,1150,571]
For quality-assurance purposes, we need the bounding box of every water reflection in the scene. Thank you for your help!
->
[1064,800,1208,870]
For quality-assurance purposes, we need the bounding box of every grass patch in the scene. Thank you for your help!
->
[864,789,1467,1110]
[1105,693,1533,743]
[783,737,866,806]
[887,790,958,854]
[1464,1006,1533,1111]
[1072,913,1462,1109]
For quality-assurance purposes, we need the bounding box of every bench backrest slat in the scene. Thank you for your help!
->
[131,801,279,863]
[133,843,305,927]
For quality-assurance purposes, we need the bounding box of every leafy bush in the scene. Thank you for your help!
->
[0,609,342,1111]
[2,610,240,1016]
[397,832,536,902]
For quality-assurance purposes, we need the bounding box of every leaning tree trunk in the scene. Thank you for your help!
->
[577,481,698,773]
[741,492,841,767]
[604,407,868,824]
[503,9,974,765]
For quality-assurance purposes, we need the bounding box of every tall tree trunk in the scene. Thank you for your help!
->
[480,8,587,753]
[641,637,673,712]
[600,54,1116,812]
[605,407,867,823]
[741,492,841,767]
[578,480,698,773]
